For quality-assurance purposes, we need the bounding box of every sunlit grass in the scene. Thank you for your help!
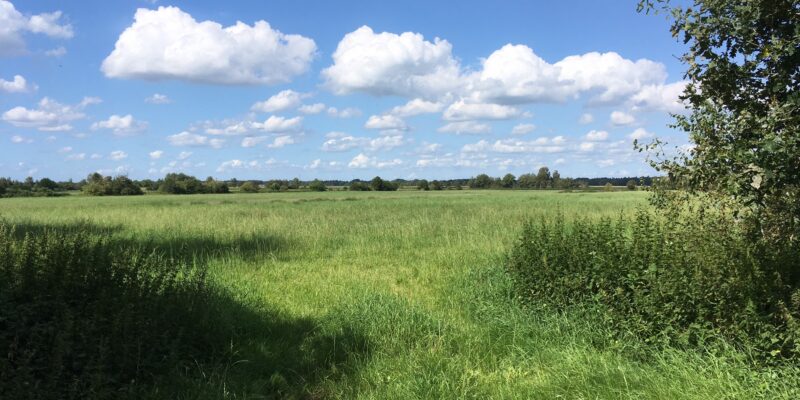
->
[2,190,796,398]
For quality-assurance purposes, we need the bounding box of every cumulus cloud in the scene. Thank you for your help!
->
[610,110,635,126]
[0,1,73,55]
[584,129,609,141]
[10,134,31,143]
[101,6,316,85]
[145,93,171,104]
[630,81,688,114]
[511,123,536,135]
[437,121,491,135]
[167,131,225,148]
[1,75,33,93]
[322,26,462,98]
[91,114,148,136]
[578,113,594,124]
[267,135,295,148]
[628,128,654,140]
[322,131,407,152]
[241,136,267,148]
[298,102,326,114]
[44,46,66,57]
[364,114,408,131]
[253,115,303,133]
[108,150,128,161]
[462,137,566,154]
[442,100,524,121]
[348,153,403,169]
[389,98,444,117]
[251,89,308,113]
[177,151,192,160]
[1,96,100,131]
[149,150,164,159]
[327,106,361,118]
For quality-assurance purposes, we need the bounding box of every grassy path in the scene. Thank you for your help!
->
[2,191,794,398]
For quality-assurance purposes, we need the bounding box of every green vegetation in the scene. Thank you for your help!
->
[82,173,143,196]
[2,190,798,398]
[0,177,70,197]
[158,173,229,194]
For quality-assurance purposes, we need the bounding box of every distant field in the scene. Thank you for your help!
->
[2,190,791,399]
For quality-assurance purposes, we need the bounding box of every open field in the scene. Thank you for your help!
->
[1,190,796,399]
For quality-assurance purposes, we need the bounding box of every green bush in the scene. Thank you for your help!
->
[0,224,218,398]
[506,209,800,361]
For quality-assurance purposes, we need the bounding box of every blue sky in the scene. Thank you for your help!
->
[1,0,691,181]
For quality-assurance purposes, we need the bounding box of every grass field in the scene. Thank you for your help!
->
[1,190,795,399]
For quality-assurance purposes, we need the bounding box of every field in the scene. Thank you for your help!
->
[1,190,794,399]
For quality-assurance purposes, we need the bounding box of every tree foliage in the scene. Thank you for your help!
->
[640,0,800,241]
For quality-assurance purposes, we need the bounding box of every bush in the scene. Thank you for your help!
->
[349,181,370,191]
[308,179,327,192]
[0,224,216,398]
[83,174,143,196]
[239,181,260,193]
[506,210,800,361]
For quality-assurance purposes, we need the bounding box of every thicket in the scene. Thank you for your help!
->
[82,173,143,196]
[157,173,228,194]
[507,210,800,362]
[0,224,225,398]
[0,178,67,198]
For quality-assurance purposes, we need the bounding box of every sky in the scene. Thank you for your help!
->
[0,0,692,181]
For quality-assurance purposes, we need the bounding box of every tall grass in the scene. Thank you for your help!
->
[1,190,798,398]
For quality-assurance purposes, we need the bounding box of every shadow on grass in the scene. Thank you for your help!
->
[4,219,292,264]
[1,221,367,399]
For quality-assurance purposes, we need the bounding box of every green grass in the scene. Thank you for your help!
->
[1,190,796,399]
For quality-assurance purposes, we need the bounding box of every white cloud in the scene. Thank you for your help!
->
[364,114,407,131]
[91,114,147,136]
[437,121,491,135]
[443,100,523,121]
[101,6,316,85]
[389,98,443,116]
[597,159,616,167]
[267,135,295,148]
[322,132,407,152]
[149,150,164,159]
[511,123,536,135]
[554,52,667,104]
[145,93,171,104]
[66,153,86,161]
[462,137,565,154]
[1,96,99,131]
[241,136,267,148]
[253,115,303,132]
[579,142,595,152]
[584,129,609,141]
[327,106,361,118]
[578,113,594,124]
[109,150,128,161]
[216,159,244,172]
[1,75,32,93]
[90,153,102,159]
[44,46,66,57]
[167,131,224,147]
[628,128,654,140]
[630,81,688,114]
[610,110,635,126]
[322,26,462,98]
[298,102,326,114]
[177,151,192,160]
[0,1,73,55]
[57,146,72,153]
[347,153,403,169]
[251,89,308,113]
[10,134,31,143]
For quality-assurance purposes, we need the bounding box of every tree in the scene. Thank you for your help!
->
[536,167,551,189]
[349,181,370,191]
[239,181,260,193]
[640,0,800,240]
[289,178,301,190]
[626,179,637,191]
[469,173,493,189]
[552,170,561,188]
[501,173,516,189]
[308,179,327,192]
[603,182,614,192]
[431,180,443,190]
[370,176,398,191]
[417,179,430,191]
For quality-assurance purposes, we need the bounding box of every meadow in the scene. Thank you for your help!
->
[1,190,797,399]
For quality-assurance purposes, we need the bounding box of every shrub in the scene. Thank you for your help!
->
[349,181,370,191]
[417,179,430,191]
[369,176,398,191]
[0,224,217,398]
[626,179,637,191]
[308,179,327,192]
[82,174,143,196]
[240,181,260,193]
[507,210,800,361]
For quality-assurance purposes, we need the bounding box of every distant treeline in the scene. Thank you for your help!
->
[0,167,655,197]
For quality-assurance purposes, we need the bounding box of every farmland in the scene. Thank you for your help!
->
[2,190,797,399]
